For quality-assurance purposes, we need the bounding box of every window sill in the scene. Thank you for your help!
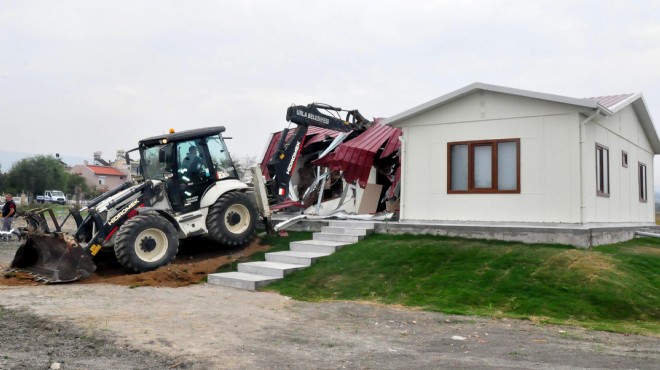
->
[448,190,521,194]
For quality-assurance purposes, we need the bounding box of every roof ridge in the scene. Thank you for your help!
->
[586,93,639,112]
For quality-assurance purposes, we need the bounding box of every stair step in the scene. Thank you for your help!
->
[290,240,350,254]
[313,232,363,243]
[207,272,280,291]
[328,221,375,229]
[238,261,307,278]
[266,251,331,266]
[321,226,373,236]
[207,221,375,290]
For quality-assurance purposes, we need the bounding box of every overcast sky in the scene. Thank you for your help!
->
[2,1,660,179]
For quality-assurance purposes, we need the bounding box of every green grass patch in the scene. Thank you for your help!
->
[20,203,88,219]
[260,234,660,336]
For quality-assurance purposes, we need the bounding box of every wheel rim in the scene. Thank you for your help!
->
[134,228,168,263]
[225,204,250,234]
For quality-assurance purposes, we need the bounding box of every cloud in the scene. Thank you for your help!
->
[1,0,660,181]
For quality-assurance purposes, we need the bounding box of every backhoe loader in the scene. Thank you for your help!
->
[9,126,271,283]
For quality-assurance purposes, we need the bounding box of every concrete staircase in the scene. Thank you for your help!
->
[207,221,375,290]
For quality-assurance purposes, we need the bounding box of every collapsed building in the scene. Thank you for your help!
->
[260,108,402,217]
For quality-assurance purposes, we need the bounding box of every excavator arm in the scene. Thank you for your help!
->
[285,103,369,132]
[266,103,371,204]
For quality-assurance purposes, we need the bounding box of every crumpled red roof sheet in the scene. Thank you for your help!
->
[260,127,342,180]
[313,120,401,187]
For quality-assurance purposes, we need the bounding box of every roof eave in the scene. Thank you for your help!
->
[383,82,598,126]
[630,95,660,154]
[599,92,642,114]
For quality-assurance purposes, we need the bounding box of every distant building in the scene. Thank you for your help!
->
[111,150,140,181]
[93,151,111,166]
[70,163,129,192]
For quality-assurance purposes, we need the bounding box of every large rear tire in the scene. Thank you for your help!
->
[206,192,257,248]
[114,213,179,273]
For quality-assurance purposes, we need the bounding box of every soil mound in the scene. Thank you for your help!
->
[1,237,267,287]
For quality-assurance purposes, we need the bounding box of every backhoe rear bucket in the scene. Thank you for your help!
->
[9,233,97,283]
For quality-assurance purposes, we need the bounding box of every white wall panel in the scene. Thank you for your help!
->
[397,94,656,224]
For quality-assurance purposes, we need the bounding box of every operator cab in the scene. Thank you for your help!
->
[133,127,239,214]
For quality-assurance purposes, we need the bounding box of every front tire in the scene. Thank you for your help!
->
[206,192,257,248]
[114,213,179,273]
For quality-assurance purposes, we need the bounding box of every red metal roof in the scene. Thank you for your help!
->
[303,128,342,146]
[587,94,634,110]
[313,121,401,187]
[86,165,127,176]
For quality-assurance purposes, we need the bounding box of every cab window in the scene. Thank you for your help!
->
[142,143,174,180]
[177,139,210,182]
[206,134,238,180]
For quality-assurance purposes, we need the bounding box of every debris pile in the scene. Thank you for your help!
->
[261,117,402,216]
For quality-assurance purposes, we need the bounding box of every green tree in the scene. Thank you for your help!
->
[65,173,89,198]
[5,155,69,198]
[0,165,6,193]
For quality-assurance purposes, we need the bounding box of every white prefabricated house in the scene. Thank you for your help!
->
[383,83,659,232]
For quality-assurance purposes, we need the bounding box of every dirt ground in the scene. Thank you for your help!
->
[0,218,266,288]
[0,218,659,369]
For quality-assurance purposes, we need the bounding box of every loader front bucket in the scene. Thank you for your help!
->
[9,233,97,283]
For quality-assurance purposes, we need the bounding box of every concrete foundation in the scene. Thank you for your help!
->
[267,214,659,248]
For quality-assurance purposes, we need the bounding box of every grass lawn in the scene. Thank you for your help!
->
[260,233,660,336]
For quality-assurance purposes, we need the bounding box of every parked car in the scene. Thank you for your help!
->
[36,190,67,205]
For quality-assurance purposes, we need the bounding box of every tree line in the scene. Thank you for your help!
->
[0,155,91,201]
[0,154,260,202]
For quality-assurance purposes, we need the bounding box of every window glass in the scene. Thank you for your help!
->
[498,142,517,190]
[474,145,492,189]
[450,144,468,191]
[603,148,609,194]
[206,135,239,180]
[622,152,628,168]
[596,149,602,191]
[178,139,210,182]
[448,139,520,193]
[639,163,647,202]
[142,143,173,180]
[595,145,610,196]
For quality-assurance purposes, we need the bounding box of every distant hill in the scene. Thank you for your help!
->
[0,150,90,172]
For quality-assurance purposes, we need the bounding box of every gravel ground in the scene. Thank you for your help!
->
[0,221,659,369]
[0,306,205,369]
[1,284,658,369]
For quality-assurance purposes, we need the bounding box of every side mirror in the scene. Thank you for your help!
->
[124,153,131,165]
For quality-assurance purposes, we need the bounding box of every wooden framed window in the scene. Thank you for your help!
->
[639,162,647,202]
[622,151,628,168]
[595,144,609,197]
[447,139,520,193]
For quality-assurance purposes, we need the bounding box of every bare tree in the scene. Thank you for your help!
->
[232,155,258,182]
